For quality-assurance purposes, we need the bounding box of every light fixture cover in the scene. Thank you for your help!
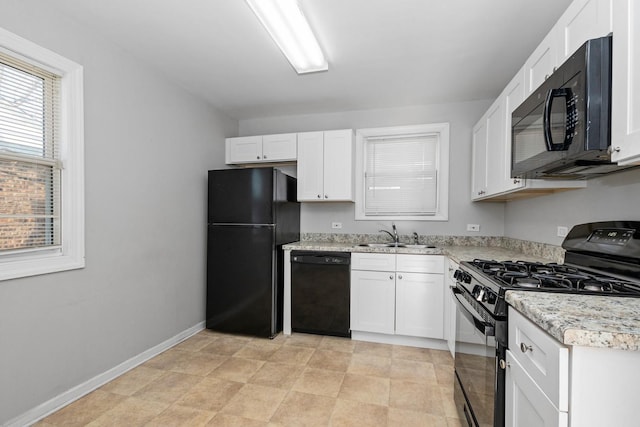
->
[246,0,328,74]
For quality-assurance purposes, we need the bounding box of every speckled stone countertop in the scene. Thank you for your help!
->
[506,292,640,351]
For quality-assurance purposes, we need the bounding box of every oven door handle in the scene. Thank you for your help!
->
[453,289,495,337]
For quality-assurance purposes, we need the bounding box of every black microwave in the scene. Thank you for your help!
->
[511,35,627,179]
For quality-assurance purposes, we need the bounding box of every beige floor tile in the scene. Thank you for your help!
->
[292,367,346,398]
[353,341,393,358]
[209,357,265,382]
[248,361,305,390]
[389,379,445,415]
[318,336,355,353]
[133,371,202,404]
[447,417,465,427]
[100,365,165,396]
[330,399,388,427]
[175,376,243,411]
[391,345,434,362]
[390,359,438,383]
[338,373,390,406]
[173,332,218,352]
[42,390,126,426]
[207,413,268,426]
[147,404,215,426]
[233,341,282,361]
[347,353,391,378]
[430,349,454,367]
[388,407,449,427]
[270,391,336,426]
[86,396,168,426]
[307,349,352,372]
[169,352,229,377]
[143,348,191,371]
[268,345,315,365]
[440,388,459,419]
[282,333,323,348]
[201,336,251,356]
[435,364,455,386]
[220,383,287,422]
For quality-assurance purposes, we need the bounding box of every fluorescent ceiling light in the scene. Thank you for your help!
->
[245,0,328,74]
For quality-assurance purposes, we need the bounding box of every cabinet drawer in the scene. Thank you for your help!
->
[397,254,444,273]
[508,307,569,411]
[505,350,568,427]
[351,253,396,272]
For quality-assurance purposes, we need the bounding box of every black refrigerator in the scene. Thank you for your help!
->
[206,167,300,338]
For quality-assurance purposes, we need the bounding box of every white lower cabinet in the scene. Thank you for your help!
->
[350,253,444,339]
[505,351,568,427]
[350,270,396,334]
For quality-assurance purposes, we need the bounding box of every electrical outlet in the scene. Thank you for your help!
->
[557,226,568,237]
[331,222,343,229]
[467,224,480,232]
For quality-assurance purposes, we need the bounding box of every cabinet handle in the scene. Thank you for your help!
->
[608,146,621,154]
[398,274,403,279]
[317,194,321,199]
[553,66,558,72]
[499,359,510,370]
[520,342,533,353]
[263,155,267,159]
[324,194,328,199]
[389,275,394,280]
[513,179,521,184]
[256,156,261,160]
[477,190,486,195]
[545,74,549,80]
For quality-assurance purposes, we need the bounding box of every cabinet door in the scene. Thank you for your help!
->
[505,351,568,427]
[225,136,262,164]
[502,70,526,192]
[485,99,506,195]
[395,272,444,339]
[444,259,458,357]
[556,0,612,63]
[323,129,354,201]
[471,119,488,200]
[297,131,325,201]
[524,29,558,95]
[611,0,640,165]
[350,270,395,334]
[262,133,297,162]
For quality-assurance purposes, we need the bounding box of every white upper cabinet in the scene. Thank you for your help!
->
[471,118,488,200]
[524,29,558,96]
[611,0,640,165]
[556,0,612,63]
[297,129,354,202]
[226,133,297,164]
[485,98,506,195]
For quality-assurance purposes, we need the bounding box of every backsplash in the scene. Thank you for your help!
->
[300,233,565,263]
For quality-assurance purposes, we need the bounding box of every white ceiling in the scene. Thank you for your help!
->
[46,0,573,120]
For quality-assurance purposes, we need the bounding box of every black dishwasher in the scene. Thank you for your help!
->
[291,251,351,337]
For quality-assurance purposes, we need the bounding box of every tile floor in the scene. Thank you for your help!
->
[36,330,464,426]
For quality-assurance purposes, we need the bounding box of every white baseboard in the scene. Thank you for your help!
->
[351,331,448,351]
[5,322,205,427]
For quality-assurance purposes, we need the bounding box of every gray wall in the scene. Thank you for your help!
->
[504,167,640,245]
[240,101,506,238]
[0,1,237,423]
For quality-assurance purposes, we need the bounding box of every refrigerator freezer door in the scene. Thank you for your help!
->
[208,168,274,225]
[206,224,277,337]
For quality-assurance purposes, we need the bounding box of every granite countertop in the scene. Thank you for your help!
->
[506,291,640,351]
[285,236,640,351]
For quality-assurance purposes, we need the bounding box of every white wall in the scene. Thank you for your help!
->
[504,167,640,245]
[0,1,237,423]
[240,101,506,238]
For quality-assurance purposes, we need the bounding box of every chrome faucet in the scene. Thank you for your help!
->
[379,223,399,244]
[412,232,419,245]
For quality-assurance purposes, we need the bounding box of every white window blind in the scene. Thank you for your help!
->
[364,134,438,216]
[0,50,62,252]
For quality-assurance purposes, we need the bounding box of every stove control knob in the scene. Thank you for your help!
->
[486,290,497,304]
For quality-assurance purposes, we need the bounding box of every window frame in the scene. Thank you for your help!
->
[354,123,449,221]
[0,27,85,281]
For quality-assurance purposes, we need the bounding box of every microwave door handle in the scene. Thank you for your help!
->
[543,88,576,151]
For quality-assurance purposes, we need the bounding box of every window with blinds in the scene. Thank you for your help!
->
[0,51,62,252]
[355,123,449,221]
[364,135,438,216]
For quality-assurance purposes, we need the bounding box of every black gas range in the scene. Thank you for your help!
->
[452,221,640,427]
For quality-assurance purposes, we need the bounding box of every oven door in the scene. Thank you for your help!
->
[453,285,503,427]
